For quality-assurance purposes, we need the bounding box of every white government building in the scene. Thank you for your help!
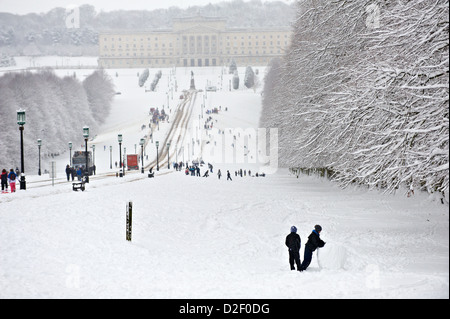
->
[98,16,292,68]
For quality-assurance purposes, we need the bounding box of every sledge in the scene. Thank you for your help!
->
[72,181,86,191]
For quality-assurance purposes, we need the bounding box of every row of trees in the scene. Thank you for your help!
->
[0,53,16,67]
[261,0,449,197]
[0,69,115,172]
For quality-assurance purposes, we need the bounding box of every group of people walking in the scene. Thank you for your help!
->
[285,224,326,272]
[1,168,19,193]
[182,163,263,182]
[65,165,92,181]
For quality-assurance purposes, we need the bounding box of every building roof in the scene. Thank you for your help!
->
[99,15,291,35]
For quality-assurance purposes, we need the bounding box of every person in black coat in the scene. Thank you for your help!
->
[1,169,8,192]
[65,165,71,181]
[285,226,301,271]
[300,225,325,271]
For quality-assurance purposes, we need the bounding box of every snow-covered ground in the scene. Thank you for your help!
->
[0,57,448,299]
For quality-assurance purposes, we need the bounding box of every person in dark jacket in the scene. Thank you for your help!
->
[285,226,301,271]
[1,169,8,192]
[300,225,325,271]
[8,169,17,193]
[65,165,71,181]
[76,167,82,181]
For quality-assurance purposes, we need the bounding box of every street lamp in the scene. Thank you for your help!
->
[167,92,169,111]
[37,139,42,176]
[92,144,96,175]
[17,109,26,190]
[83,126,89,183]
[69,142,73,167]
[123,147,126,177]
[156,141,160,171]
[167,142,171,169]
[182,146,185,164]
[118,134,123,177]
[140,138,145,174]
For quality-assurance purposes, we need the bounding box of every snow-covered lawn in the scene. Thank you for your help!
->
[0,168,448,298]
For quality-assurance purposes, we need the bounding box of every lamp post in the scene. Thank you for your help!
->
[167,142,171,169]
[118,134,123,177]
[156,141,159,171]
[150,126,153,143]
[92,144,96,175]
[83,126,89,183]
[17,109,26,190]
[69,142,73,167]
[123,147,126,176]
[140,138,145,174]
[167,92,169,111]
[182,146,185,164]
[37,139,42,176]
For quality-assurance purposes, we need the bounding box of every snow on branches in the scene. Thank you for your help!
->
[0,69,115,171]
[261,0,449,196]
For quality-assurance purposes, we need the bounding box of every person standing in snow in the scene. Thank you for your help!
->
[8,169,17,193]
[217,169,222,180]
[300,225,325,271]
[76,167,82,181]
[1,169,8,193]
[65,165,71,181]
[227,170,232,181]
[285,226,301,271]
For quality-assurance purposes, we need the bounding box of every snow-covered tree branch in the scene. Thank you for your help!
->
[0,69,115,172]
[261,0,449,197]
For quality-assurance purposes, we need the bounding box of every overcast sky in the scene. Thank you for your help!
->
[0,0,294,15]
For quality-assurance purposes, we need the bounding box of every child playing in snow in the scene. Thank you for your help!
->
[285,226,301,271]
[300,225,325,271]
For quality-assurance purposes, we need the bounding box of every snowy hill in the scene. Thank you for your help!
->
[0,61,448,299]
